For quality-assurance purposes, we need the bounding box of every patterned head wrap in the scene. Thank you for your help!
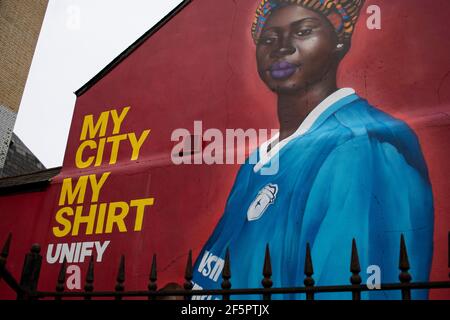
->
[251,0,365,43]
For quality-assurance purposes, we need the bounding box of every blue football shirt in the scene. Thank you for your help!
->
[191,89,434,300]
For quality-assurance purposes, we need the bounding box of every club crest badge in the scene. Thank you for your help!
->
[247,184,278,221]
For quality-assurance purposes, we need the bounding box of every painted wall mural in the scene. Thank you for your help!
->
[0,0,449,300]
[191,0,433,300]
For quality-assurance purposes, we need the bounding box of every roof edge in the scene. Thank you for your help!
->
[0,167,62,196]
[75,0,192,97]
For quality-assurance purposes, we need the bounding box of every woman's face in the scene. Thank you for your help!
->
[256,5,341,94]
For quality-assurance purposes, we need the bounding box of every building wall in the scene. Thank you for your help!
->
[0,0,48,169]
[0,105,16,167]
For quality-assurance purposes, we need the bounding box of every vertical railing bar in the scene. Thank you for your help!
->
[0,233,12,281]
[304,243,315,301]
[262,244,273,301]
[0,233,12,270]
[18,244,42,300]
[148,254,157,300]
[221,248,231,301]
[84,255,94,300]
[115,255,125,300]
[184,250,193,301]
[350,239,362,300]
[55,258,67,301]
[399,234,412,300]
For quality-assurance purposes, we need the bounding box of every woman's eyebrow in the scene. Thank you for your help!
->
[264,17,321,32]
[290,17,321,27]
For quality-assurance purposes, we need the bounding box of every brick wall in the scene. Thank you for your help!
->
[0,0,48,172]
[0,0,49,113]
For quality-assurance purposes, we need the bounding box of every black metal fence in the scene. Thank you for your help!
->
[1,233,449,300]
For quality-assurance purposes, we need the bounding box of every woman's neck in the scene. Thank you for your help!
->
[277,80,338,141]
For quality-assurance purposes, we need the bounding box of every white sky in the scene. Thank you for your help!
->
[14,0,184,168]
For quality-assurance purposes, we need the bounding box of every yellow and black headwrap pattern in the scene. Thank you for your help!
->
[251,0,365,43]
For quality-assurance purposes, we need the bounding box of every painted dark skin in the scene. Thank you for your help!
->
[256,5,348,142]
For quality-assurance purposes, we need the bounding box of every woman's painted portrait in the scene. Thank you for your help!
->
[191,0,434,300]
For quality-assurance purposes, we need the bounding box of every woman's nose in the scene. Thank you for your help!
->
[271,37,296,58]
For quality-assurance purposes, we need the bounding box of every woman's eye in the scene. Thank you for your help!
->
[295,29,312,36]
[259,37,277,45]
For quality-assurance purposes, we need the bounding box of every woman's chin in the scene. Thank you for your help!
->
[269,82,302,95]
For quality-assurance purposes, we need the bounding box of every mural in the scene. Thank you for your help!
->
[191,0,434,300]
[1,0,449,301]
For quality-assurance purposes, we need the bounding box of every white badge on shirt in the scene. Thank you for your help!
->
[247,184,278,221]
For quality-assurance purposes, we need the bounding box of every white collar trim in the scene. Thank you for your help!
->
[253,88,356,173]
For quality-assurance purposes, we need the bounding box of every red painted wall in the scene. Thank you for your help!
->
[1,0,449,299]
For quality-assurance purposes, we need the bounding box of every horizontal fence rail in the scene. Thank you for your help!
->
[0,232,449,300]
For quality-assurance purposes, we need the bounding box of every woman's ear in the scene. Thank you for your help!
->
[335,40,350,60]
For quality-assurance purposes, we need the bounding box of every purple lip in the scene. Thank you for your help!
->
[269,61,299,80]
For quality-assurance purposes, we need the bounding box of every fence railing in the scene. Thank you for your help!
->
[1,233,449,300]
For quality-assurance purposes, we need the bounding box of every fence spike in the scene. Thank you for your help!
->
[1,233,12,259]
[399,234,410,272]
[184,250,193,286]
[399,234,412,300]
[263,244,272,279]
[261,244,273,300]
[148,254,157,300]
[18,243,42,300]
[304,243,315,300]
[0,233,12,269]
[150,254,157,284]
[222,248,231,281]
[221,248,231,300]
[115,255,125,300]
[55,259,67,300]
[184,250,193,300]
[350,239,361,275]
[304,243,314,279]
[350,239,362,300]
[31,244,41,254]
[84,255,94,300]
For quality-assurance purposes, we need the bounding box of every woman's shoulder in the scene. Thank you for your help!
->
[333,97,417,142]
[332,97,429,179]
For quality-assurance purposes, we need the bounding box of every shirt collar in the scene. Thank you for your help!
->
[254,88,357,173]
